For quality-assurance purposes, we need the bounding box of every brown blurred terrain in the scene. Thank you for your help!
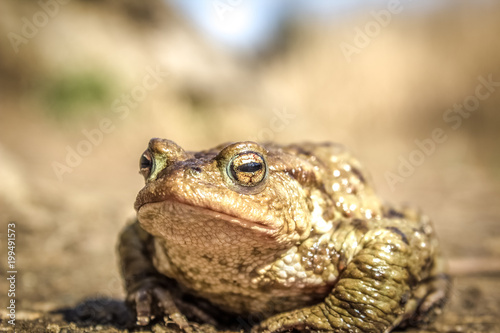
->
[0,0,499,332]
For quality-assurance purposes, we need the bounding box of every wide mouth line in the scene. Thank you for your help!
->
[137,199,277,231]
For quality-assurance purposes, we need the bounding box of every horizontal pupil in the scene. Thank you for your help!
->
[140,156,151,169]
[237,162,262,173]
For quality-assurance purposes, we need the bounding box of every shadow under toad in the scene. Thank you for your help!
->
[53,297,241,332]
[54,298,137,330]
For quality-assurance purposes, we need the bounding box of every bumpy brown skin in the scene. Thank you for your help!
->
[118,139,449,332]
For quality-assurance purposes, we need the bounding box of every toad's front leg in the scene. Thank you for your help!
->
[118,221,191,330]
[256,221,448,333]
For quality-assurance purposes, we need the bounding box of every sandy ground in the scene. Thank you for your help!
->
[0,1,499,332]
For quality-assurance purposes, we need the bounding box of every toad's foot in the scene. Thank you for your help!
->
[253,304,335,333]
[128,278,191,332]
[401,273,451,327]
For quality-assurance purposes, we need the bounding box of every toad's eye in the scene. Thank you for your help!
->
[140,154,151,169]
[228,152,267,187]
[139,151,153,179]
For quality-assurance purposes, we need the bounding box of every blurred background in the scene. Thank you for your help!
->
[0,0,499,331]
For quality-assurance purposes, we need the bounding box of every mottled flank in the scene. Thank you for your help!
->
[118,139,450,332]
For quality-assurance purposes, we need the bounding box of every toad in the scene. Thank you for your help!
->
[118,139,449,332]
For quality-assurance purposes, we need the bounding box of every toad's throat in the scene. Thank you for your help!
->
[137,200,278,234]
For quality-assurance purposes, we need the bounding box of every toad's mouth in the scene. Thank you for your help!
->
[136,199,278,235]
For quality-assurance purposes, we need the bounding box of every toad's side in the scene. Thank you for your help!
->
[118,139,450,332]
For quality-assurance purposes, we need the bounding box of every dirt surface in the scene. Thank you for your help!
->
[2,274,500,332]
[1,1,500,332]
